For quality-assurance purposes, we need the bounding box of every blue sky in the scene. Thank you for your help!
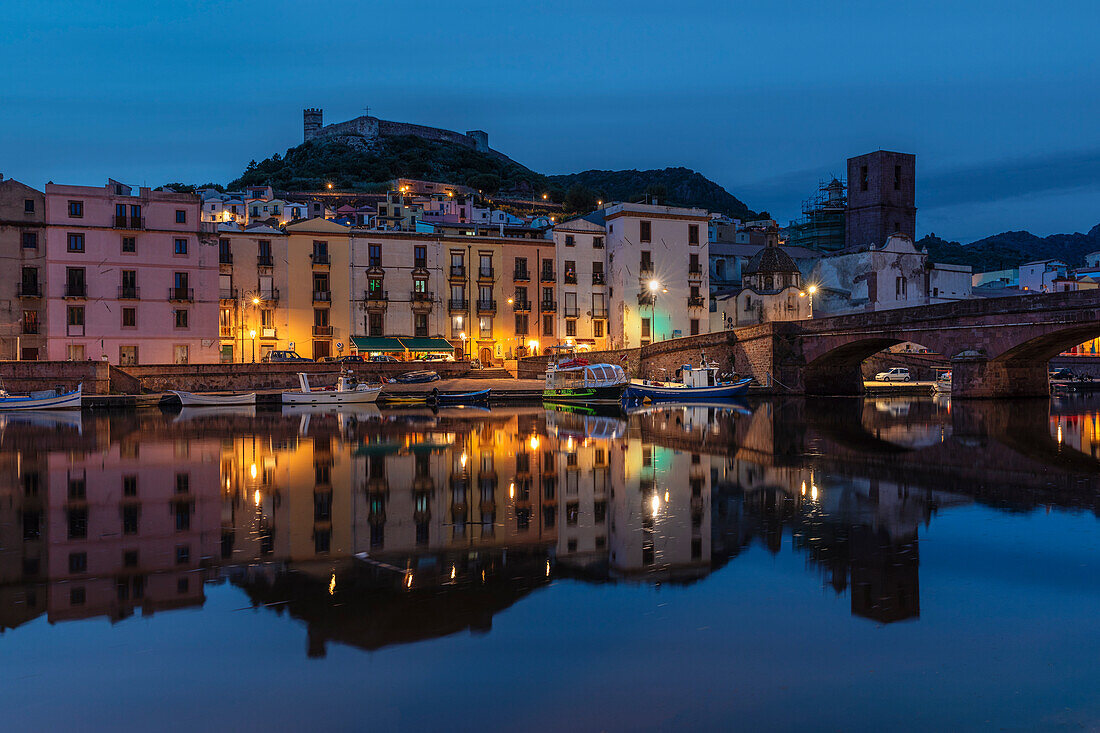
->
[1,0,1097,241]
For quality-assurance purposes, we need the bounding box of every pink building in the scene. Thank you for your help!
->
[44,180,219,364]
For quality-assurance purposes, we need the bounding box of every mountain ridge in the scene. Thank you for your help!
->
[919,222,1100,271]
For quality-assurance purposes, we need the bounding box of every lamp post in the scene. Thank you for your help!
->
[460,331,467,361]
[647,279,666,341]
[801,284,817,318]
[249,329,257,363]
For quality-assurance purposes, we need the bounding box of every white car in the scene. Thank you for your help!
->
[875,367,911,382]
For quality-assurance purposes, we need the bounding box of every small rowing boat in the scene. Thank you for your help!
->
[0,383,82,411]
[427,387,491,407]
[170,390,257,407]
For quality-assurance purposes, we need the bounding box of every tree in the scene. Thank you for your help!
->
[564,184,597,214]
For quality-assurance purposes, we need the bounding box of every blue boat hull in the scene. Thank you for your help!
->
[625,378,752,403]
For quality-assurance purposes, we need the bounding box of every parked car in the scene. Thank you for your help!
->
[262,350,313,363]
[874,367,911,382]
[393,370,441,383]
[319,355,364,363]
[420,353,455,362]
[369,354,400,363]
[1050,368,1093,382]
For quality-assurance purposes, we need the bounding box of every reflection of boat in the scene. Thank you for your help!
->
[170,390,257,406]
[174,405,257,422]
[543,349,628,405]
[542,400,624,417]
[280,403,382,418]
[545,408,627,441]
[282,373,381,405]
[377,394,430,406]
[626,399,752,418]
[626,363,751,403]
[427,388,491,407]
[0,383,82,410]
[0,409,83,431]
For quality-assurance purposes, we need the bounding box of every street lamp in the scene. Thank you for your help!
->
[249,329,257,362]
[460,331,467,361]
[647,280,666,341]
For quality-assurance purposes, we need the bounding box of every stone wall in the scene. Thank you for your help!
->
[0,361,109,395]
[123,362,471,393]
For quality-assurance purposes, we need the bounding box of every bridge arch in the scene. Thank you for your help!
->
[802,337,944,395]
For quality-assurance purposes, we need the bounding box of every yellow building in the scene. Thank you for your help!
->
[216,223,290,362]
[286,218,352,360]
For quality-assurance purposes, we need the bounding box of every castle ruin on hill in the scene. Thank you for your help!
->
[303,108,491,153]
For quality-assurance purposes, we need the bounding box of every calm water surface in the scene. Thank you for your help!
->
[0,395,1098,732]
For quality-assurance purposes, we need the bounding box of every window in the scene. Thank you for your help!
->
[67,233,84,252]
[122,236,136,253]
[414,245,426,268]
[22,310,38,333]
[123,550,138,568]
[414,313,428,337]
[66,267,85,296]
[689,224,699,245]
[122,505,139,534]
[515,313,528,335]
[641,318,651,338]
[123,475,138,496]
[174,309,189,328]
[69,552,87,573]
[894,164,902,190]
[258,239,272,262]
[118,345,137,365]
[219,239,231,263]
[640,251,652,272]
[21,231,37,249]
[690,319,700,335]
[593,320,604,338]
[68,201,83,217]
[542,314,553,336]
[67,508,88,539]
[592,261,604,284]
[896,276,907,298]
[173,344,188,364]
[860,165,869,191]
[640,220,651,242]
[564,260,576,283]
[565,235,575,247]
[593,236,603,249]
[122,308,136,327]
[24,199,34,213]
[315,308,330,329]
[479,316,492,338]
[174,238,188,255]
[690,253,700,273]
[175,209,186,224]
[565,320,576,337]
[368,311,383,336]
[369,244,381,267]
[67,305,84,326]
[176,473,190,493]
[176,545,191,564]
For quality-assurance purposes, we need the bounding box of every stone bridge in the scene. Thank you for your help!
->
[630,290,1100,398]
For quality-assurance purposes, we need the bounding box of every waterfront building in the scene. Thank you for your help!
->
[1019,259,1068,293]
[43,180,218,364]
[0,178,47,360]
[285,218,352,360]
[551,212,611,351]
[809,234,972,316]
[216,223,290,362]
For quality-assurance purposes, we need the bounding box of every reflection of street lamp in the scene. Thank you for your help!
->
[249,329,257,362]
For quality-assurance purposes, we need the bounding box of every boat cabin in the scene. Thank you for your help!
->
[546,360,627,389]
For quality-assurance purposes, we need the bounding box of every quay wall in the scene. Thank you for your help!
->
[123,361,472,392]
[0,361,110,395]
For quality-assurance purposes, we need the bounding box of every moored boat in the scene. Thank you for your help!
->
[170,390,257,407]
[427,387,491,407]
[0,383,82,411]
[282,372,382,405]
[625,362,751,403]
[931,369,952,394]
[543,351,628,405]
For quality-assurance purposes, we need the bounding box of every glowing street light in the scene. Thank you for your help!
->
[326,182,333,190]
[249,329,257,363]
[648,279,660,292]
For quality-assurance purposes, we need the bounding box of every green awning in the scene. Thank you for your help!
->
[351,336,406,352]
[398,337,456,353]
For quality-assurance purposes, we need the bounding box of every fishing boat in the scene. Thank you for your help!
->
[0,383,82,411]
[543,349,628,405]
[930,368,951,394]
[282,372,381,405]
[170,390,257,407]
[625,362,752,403]
[427,387,491,407]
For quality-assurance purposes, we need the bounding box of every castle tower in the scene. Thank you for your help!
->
[465,130,489,152]
[845,151,916,249]
[304,108,323,142]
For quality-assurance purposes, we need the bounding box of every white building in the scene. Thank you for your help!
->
[1019,259,1068,293]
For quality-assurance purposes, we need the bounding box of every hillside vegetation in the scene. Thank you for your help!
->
[548,167,755,220]
[920,223,1100,271]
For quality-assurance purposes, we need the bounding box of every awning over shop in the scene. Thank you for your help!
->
[351,336,406,352]
[398,337,456,353]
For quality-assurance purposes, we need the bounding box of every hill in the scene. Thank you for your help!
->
[548,168,754,220]
[920,223,1100,271]
[229,138,755,217]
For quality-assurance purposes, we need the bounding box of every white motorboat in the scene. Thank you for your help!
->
[282,372,381,405]
[170,390,257,407]
[0,383,82,411]
[931,369,951,394]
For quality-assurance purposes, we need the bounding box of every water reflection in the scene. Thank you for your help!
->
[0,395,1098,651]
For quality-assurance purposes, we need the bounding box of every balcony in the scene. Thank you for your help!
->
[260,288,280,302]
[313,325,333,337]
[365,290,388,310]
[22,322,39,335]
[638,292,656,307]
[311,253,330,266]
[512,299,531,312]
[513,268,530,282]
[219,253,233,265]
[688,266,703,279]
[118,287,140,300]
[563,306,579,318]
[477,299,496,314]
[449,265,466,279]
[592,273,605,285]
[112,215,145,230]
[16,282,41,298]
[540,300,557,312]
[313,290,331,303]
[261,327,277,339]
[688,295,706,308]
[219,287,238,301]
[413,260,428,272]
[639,264,655,278]
[411,291,433,310]
[540,269,555,283]
[564,272,577,284]
[169,287,194,302]
[591,307,609,319]
[448,298,469,312]
[64,284,87,299]
[219,326,233,338]
[477,267,494,281]
[257,255,273,267]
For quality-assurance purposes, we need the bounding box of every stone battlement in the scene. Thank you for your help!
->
[303,108,490,153]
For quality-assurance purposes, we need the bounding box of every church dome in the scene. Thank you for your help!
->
[744,242,798,275]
